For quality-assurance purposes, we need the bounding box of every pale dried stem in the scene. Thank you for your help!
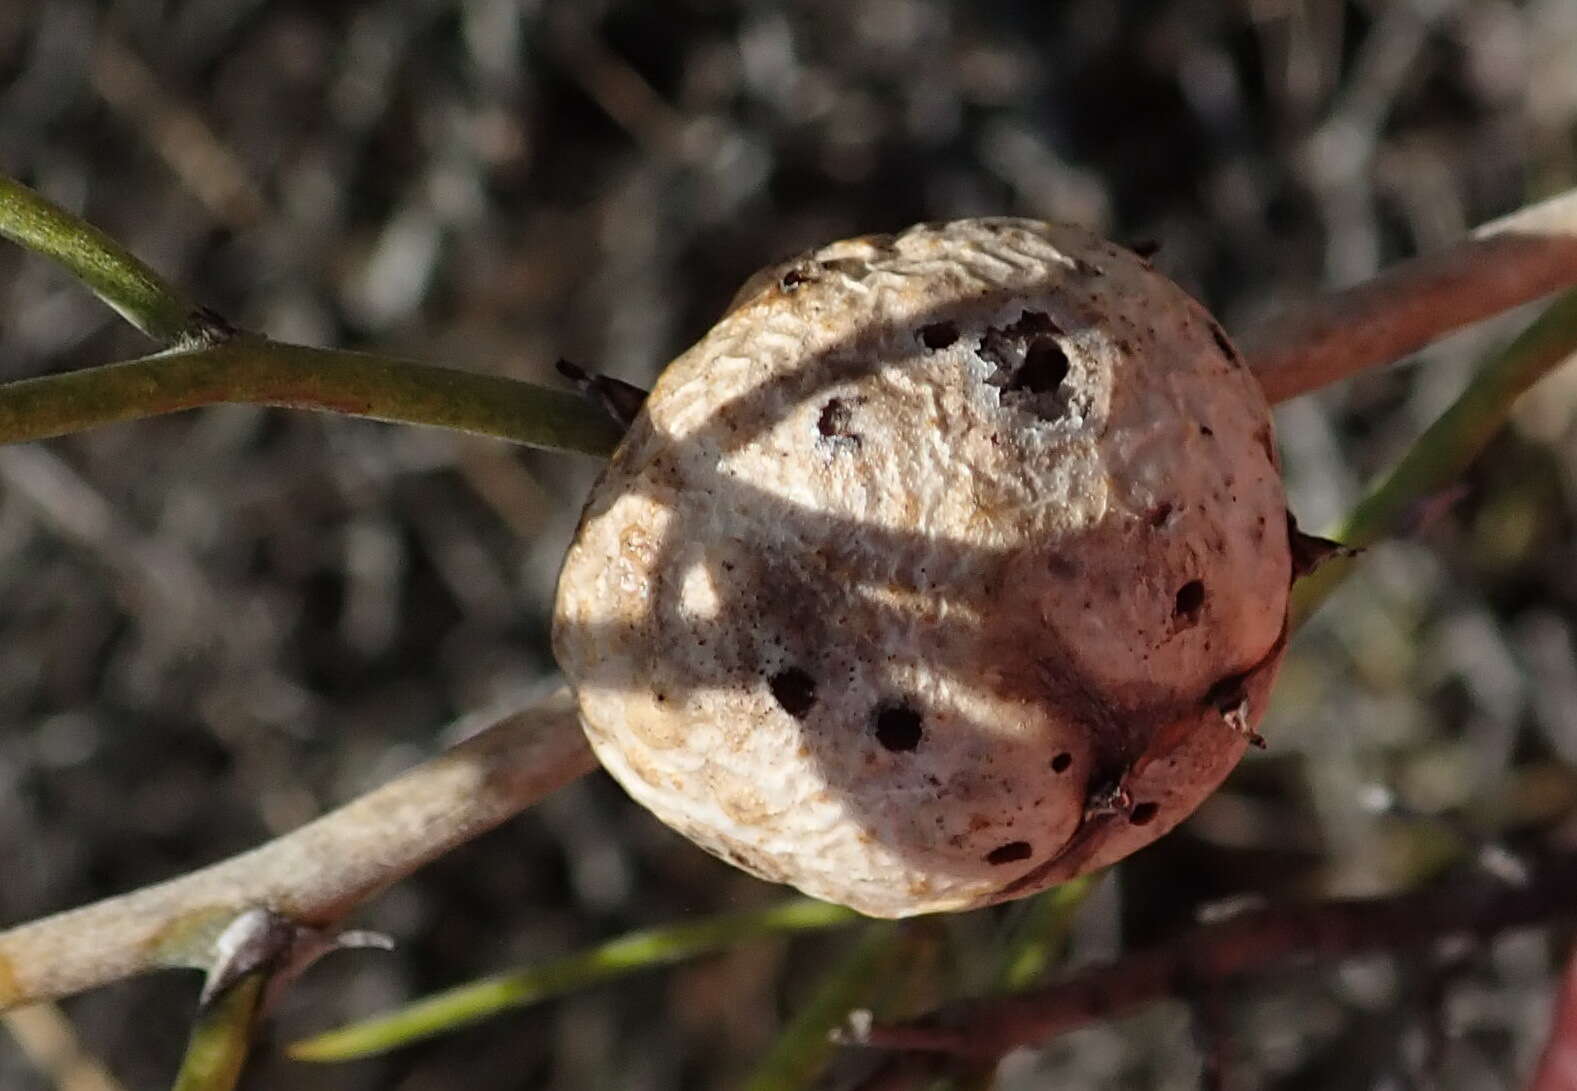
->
[0,688,595,1011]
[89,36,268,230]
[1242,188,1577,404]
[1,1003,127,1091]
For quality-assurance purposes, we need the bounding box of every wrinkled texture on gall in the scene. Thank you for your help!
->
[554,219,1291,917]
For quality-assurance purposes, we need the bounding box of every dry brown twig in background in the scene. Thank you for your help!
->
[89,34,268,231]
[0,1003,127,1091]
[1242,188,1577,402]
[0,188,1576,1012]
[844,851,1577,1063]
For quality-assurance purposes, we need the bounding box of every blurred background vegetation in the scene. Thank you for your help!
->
[2,1,1577,1088]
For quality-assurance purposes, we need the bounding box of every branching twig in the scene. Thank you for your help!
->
[0,687,596,1011]
[0,174,1574,1030]
[1240,188,1577,404]
[1292,287,1577,622]
[0,175,622,455]
[6,172,1576,451]
[0,339,624,456]
[0,176,221,347]
[847,852,1577,1061]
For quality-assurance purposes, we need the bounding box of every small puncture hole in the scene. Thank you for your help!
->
[1205,670,1250,712]
[1148,501,1174,528]
[1130,802,1159,826]
[817,398,857,443]
[770,668,817,719]
[918,321,959,350]
[1050,752,1073,774]
[986,841,1033,865]
[873,702,923,751]
[1174,579,1205,620]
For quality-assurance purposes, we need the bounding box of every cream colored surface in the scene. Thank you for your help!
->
[555,219,1291,917]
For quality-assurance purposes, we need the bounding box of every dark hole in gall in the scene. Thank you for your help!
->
[986,840,1033,865]
[769,668,817,719]
[1130,802,1159,825]
[918,321,959,350]
[1199,424,1214,437]
[873,702,923,751]
[1174,579,1205,619]
[780,267,814,290]
[1204,670,1249,712]
[1148,501,1174,528]
[1210,323,1239,362]
[980,312,1074,421]
[817,398,856,442]
[980,311,1060,377]
[1085,767,1129,817]
[1008,339,1070,395]
[1050,752,1073,774]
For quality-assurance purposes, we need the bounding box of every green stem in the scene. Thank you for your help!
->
[1293,288,1577,624]
[993,875,1098,993]
[289,897,857,1062]
[0,172,619,455]
[170,975,264,1091]
[0,176,218,346]
[0,337,623,456]
[740,922,906,1091]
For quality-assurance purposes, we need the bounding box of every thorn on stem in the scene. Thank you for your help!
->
[556,358,649,429]
[180,306,240,349]
[1287,513,1358,580]
[201,908,295,1007]
[200,907,395,1009]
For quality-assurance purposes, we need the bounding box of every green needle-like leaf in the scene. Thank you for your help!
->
[0,171,622,456]
[993,875,1098,993]
[0,175,213,346]
[290,897,858,1062]
[1294,288,1577,625]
